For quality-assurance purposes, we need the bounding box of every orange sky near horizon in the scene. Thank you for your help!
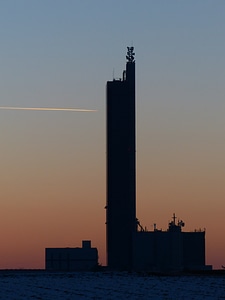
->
[0,1,225,270]
[0,107,224,269]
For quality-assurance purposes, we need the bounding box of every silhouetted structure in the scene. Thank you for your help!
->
[133,214,211,271]
[45,240,98,271]
[106,47,136,270]
[44,47,211,273]
[105,47,211,272]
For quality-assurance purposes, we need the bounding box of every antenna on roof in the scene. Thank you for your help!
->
[126,46,135,63]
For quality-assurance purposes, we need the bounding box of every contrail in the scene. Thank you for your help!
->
[0,106,97,112]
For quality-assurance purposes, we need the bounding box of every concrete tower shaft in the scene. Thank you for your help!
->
[106,47,136,270]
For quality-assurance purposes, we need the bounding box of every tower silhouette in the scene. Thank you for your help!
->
[106,47,136,270]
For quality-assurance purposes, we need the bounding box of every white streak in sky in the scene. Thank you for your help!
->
[0,106,97,112]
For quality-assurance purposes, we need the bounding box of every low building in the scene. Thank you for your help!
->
[133,215,212,272]
[45,240,98,271]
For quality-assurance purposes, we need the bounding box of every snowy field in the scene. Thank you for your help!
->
[0,271,224,299]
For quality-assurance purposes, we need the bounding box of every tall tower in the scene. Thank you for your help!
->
[106,47,136,270]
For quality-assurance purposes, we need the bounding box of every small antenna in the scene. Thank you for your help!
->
[126,46,135,63]
[113,68,115,80]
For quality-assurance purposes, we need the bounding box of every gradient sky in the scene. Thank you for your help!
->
[0,0,225,269]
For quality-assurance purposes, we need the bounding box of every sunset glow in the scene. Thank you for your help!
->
[0,1,224,270]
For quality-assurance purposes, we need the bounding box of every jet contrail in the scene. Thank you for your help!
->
[0,106,97,112]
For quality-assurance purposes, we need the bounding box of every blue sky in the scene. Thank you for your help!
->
[0,0,225,268]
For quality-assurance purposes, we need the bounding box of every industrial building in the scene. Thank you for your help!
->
[45,241,98,271]
[133,214,211,272]
[106,47,211,272]
[106,47,136,270]
[45,47,211,272]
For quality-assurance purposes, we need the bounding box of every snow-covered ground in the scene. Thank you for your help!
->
[0,271,224,299]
